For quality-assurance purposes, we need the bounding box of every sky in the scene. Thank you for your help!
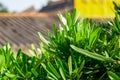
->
[0,0,59,12]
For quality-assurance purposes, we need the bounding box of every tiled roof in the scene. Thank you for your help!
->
[40,0,73,12]
[0,13,59,53]
[48,0,65,6]
[22,6,37,13]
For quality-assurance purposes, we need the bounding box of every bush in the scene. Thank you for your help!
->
[1,9,120,79]
[0,44,46,79]
[39,10,120,79]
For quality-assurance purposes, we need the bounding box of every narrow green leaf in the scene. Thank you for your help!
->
[53,24,58,39]
[77,72,83,80]
[58,13,67,26]
[56,59,66,80]
[41,63,58,80]
[107,71,120,80]
[115,12,120,30]
[58,13,69,31]
[38,32,49,45]
[89,27,102,47]
[71,9,76,24]
[47,62,61,79]
[78,60,85,74]
[31,68,38,77]
[0,54,5,70]
[25,72,31,78]
[31,44,36,50]
[73,56,77,69]
[30,57,36,68]
[22,54,27,65]
[22,53,27,72]
[17,49,22,58]
[5,72,16,78]
[71,45,115,62]
[6,43,10,53]
[47,76,56,80]
[35,56,45,69]
[68,56,72,76]
[99,72,107,80]
[15,66,25,78]
[59,67,66,80]
[66,12,71,28]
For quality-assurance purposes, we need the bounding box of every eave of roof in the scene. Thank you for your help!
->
[0,13,55,17]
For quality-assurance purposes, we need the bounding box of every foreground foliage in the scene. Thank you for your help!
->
[1,9,120,79]
[39,10,120,79]
[0,44,46,79]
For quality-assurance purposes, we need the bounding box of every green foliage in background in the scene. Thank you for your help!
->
[0,3,8,13]
[1,5,120,79]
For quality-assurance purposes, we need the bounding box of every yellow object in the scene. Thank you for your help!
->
[74,0,120,18]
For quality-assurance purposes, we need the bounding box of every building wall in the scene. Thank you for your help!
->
[74,0,120,18]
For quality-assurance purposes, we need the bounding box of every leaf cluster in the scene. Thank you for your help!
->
[1,6,120,80]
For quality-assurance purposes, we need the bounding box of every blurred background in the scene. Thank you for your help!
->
[0,0,119,53]
[0,0,73,13]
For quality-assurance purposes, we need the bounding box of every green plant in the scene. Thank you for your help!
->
[70,13,120,79]
[39,9,120,79]
[1,5,120,79]
[113,1,120,15]
[0,44,46,80]
[38,9,103,79]
[39,10,103,60]
[41,56,85,80]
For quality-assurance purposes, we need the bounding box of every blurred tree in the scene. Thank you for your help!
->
[0,3,8,12]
